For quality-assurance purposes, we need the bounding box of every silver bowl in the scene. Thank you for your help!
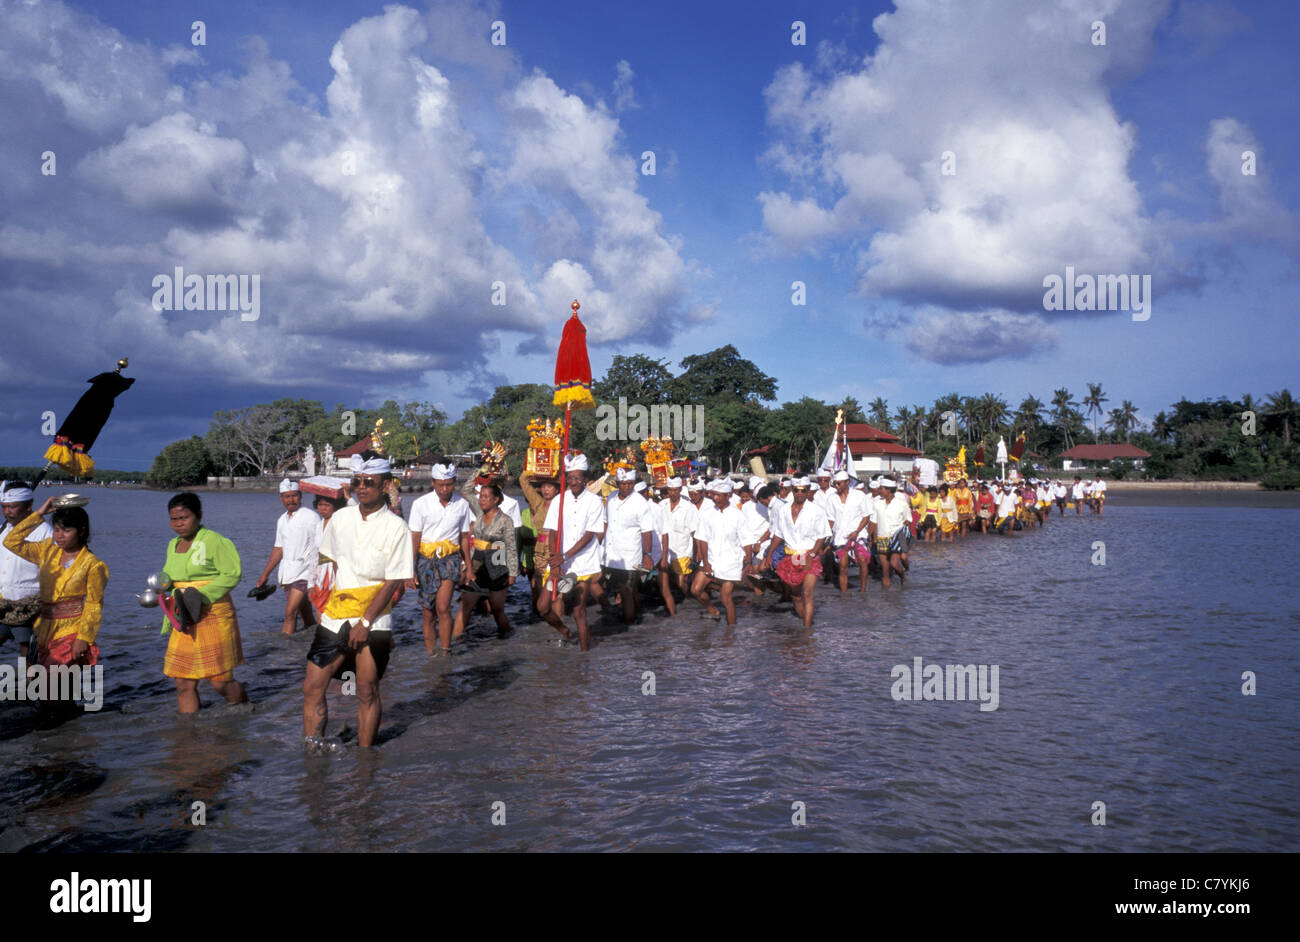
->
[51,493,89,509]
[137,589,160,608]
[146,571,173,592]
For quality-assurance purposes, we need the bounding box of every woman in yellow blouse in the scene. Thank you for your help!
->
[2,496,107,669]
[163,493,247,713]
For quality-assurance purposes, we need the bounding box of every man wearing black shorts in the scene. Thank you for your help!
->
[302,453,413,748]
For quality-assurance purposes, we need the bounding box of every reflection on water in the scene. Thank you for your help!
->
[0,489,1297,851]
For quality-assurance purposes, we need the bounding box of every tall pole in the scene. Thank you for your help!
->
[552,401,572,603]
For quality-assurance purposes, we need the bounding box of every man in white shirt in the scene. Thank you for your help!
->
[691,478,748,625]
[914,457,941,488]
[827,470,872,594]
[539,453,607,651]
[995,485,1020,534]
[873,478,912,588]
[255,479,322,636]
[1071,477,1085,515]
[659,477,698,616]
[303,454,414,748]
[765,476,830,626]
[407,462,474,656]
[1053,480,1068,515]
[737,482,772,597]
[0,481,50,658]
[1093,476,1108,516]
[604,467,656,624]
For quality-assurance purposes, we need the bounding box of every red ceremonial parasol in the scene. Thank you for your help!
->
[552,301,596,600]
[1009,431,1026,464]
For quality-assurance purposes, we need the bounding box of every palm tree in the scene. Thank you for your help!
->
[1051,388,1077,449]
[911,404,927,452]
[868,397,890,431]
[1151,410,1172,444]
[893,406,913,448]
[1083,383,1109,441]
[1265,389,1298,446]
[1114,400,1139,441]
[979,393,1009,438]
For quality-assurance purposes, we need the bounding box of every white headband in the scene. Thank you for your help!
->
[688,482,704,492]
[792,476,810,488]
[706,478,732,494]
[832,470,850,482]
[279,478,299,493]
[350,454,392,475]
[615,467,637,482]
[430,463,455,481]
[565,454,589,473]
[666,477,683,488]
[634,481,647,492]
[1,481,34,503]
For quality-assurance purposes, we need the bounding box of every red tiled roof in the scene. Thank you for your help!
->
[335,436,374,457]
[839,422,901,443]
[1059,444,1151,460]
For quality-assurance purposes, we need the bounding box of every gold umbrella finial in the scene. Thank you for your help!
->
[116,357,129,373]
[571,300,580,315]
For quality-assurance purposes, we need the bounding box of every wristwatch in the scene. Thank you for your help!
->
[358,617,371,630]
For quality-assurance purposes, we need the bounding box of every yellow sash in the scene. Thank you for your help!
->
[419,539,460,559]
[472,538,494,551]
[323,583,392,620]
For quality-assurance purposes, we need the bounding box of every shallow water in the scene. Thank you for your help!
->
[1,490,1296,851]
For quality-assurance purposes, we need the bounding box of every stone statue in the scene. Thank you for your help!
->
[303,444,316,477]
[323,443,335,472]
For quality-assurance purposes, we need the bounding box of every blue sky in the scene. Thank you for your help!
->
[0,0,1295,469]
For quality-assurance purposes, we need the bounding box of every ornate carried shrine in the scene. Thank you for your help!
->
[641,437,674,486]
[943,445,968,483]
[525,418,562,478]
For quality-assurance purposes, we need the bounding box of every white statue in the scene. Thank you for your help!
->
[323,443,335,472]
[303,444,316,477]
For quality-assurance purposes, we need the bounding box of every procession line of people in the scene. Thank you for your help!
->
[0,458,1110,746]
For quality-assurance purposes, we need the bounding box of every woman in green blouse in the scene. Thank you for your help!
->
[163,492,247,713]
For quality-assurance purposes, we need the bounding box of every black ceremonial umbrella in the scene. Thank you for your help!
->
[32,357,135,486]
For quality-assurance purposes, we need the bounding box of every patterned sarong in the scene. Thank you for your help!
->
[776,553,823,587]
[416,553,463,608]
[164,596,243,680]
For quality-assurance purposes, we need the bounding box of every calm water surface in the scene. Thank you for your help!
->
[1,488,1296,852]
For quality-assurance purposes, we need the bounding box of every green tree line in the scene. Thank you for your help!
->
[145,346,1299,489]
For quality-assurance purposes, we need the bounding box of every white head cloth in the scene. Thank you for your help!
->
[706,478,733,494]
[350,454,392,475]
[430,463,456,481]
[748,476,766,493]
[688,481,705,492]
[779,478,793,488]
[881,478,898,489]
[792,476,811,488]
[615,466,638,482]
[832,470,850,482]
[0,481,34,503]
[565,453,589,473]
[816,469,831,479]
[666,477,683,489]
[634,481,647,493]
[279,478,299,493]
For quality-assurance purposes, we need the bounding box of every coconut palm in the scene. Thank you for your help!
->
[868,397,890,431]
[1265,389,1298,446]
[1051,388,1077,449]
[1112,399,1139,441]
[1083,383,1109,441]
[893,406,913,448]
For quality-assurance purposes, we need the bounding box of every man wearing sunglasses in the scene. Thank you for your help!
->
[302,453,414,748]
